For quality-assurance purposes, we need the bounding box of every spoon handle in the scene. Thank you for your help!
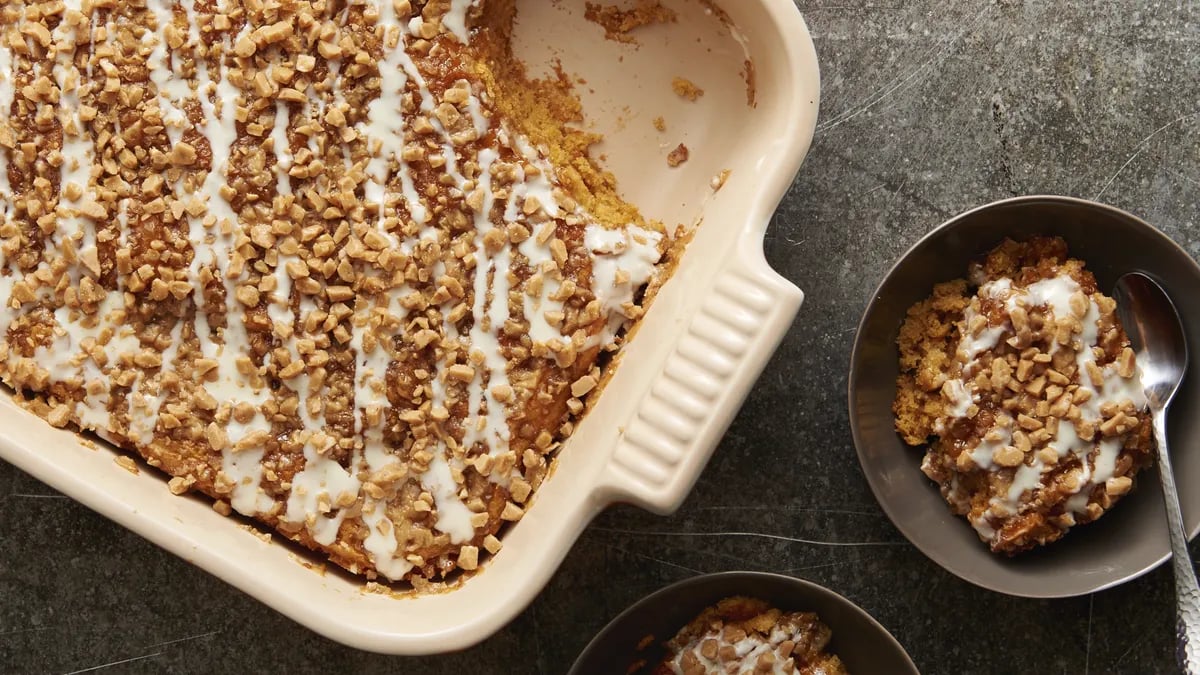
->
[1153,409,1200,674]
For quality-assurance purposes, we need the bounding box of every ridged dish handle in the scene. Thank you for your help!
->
[596,247,804,514]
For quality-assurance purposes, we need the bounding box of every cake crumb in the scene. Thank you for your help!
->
[711,169,731,191]
[292,553,330,577]
[167,475,196,495]
[667,143,690,167]
[584,1,677,44]
[742,58,758,107]
[114,455,139,475]
[652,116,666,132]
[672,77,704,101]
[240,524,274,544]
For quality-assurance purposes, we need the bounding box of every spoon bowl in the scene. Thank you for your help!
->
[1115,273,1189,408]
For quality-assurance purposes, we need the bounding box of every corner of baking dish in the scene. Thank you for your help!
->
[0,0,821,656]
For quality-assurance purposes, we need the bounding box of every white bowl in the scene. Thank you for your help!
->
[0,0,820,654]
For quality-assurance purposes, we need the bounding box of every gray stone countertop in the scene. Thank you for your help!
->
[3,1,1200,673]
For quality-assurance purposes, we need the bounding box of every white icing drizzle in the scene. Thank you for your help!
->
[508,136,568,344]
[464,87,488,137]
[968,422,1010,471]
[585,223,663,346]
[52,0,98,269]
[360,492,413,580]
[146,0,192,144]
[360,4,428,226]
[510,133,561,220]
[225,444,273,515]
[425,451,475,543]
[2,9,124,436]
[75,199,132,431]
[130,320,186,445]
[351,2,503,553]
[423,290,475,543]
[0,31,13,225]
[268,66,363,541]
[351,303,414,576]
[0,17,15,336]
[960,305,1005,363]
[941,378,973,419]
[271,99,293,195]
[71,1,262,506]
[285,433,360,546]
[442,0,477,43]
[88,0,191,449]
[264,87,313,427]
[462,148,512,462]
[1019,276,1076,325]
[340,1,423,576]
[199,17,273,515]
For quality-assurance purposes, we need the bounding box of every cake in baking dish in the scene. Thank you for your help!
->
[653,597,849,675]
[0,0,672,583]
[894,237,1155,554]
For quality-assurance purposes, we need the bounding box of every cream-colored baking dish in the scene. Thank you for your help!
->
[0,0,819,654]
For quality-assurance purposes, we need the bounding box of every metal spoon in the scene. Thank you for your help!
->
[1114,272,1200,674]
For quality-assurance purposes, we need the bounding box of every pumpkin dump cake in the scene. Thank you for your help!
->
[653,597,848,675]
[894,238,1154,554]
[0,0,671,583]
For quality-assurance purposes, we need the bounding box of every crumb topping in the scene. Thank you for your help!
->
[0,0,668,582]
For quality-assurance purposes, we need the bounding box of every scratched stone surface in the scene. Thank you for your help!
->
[4,1,1200,673]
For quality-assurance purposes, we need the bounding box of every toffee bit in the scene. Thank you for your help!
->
[667,143,690,167]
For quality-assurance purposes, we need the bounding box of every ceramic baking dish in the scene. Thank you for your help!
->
[0,0,819,654]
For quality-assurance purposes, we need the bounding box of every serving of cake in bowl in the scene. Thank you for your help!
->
[652,596,848,675]
[894,237,1154,554]
[569,572,916,675]
[850,195,1200,598]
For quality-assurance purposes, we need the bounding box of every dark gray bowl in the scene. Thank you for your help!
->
[849,195,1200,598]
[568,571,917,675]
